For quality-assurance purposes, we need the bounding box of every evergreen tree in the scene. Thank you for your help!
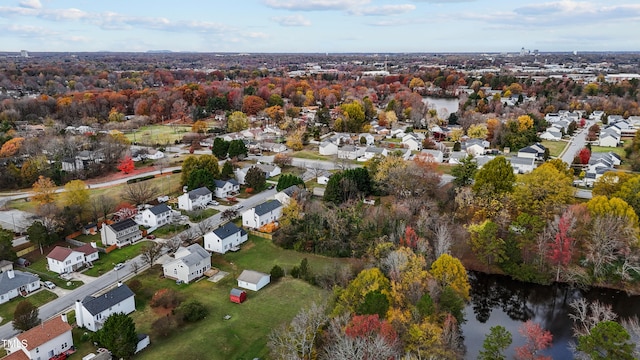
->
[211,137,229,159]
[95,313,138,359]
[245,166,266,191]
[220,161,234,180]
[12,300,40,331]
[227,139,248,159]
[276,174,305,192]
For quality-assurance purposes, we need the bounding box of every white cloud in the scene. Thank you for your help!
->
[349,4,416,16]
[263,0,370,11]
[18,0,41,9]
[271,14,312,26]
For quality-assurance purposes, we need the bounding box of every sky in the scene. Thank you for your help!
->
[1,0,640,53]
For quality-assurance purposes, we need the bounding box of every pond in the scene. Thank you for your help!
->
[422,96,460,118]
[462,271,640,359]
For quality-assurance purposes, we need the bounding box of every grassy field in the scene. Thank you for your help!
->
[541,140,568,157]
[124,125,192,146]
[82,241,149,277]
[590,145,627,158]
[0,290,58,326]
[152,223,191,238]
[184,208,219,222]
[127,235,350,360]
[291,150,332,161]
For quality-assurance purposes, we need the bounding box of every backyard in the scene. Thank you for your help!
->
[291,150,332,161]
[124,124,192,146]
[541,140,568,157]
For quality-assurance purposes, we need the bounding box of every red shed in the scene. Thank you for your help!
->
[230,288,247,304]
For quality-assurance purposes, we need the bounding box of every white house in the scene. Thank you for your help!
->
[517,143,546,161]
[0,261,40,305]
[242,200,283,229]
[507,156,536,174]
[337,146,364,160]
[204,222,248,254]
[402,133,423,151]
[235,164,281,185]
[448,151,468,164]
[178,187,212,211]
[462,139,489,156]
[101,218,142,248]
[145,149,164,160]
[4,315,73,360]
[363,146,388,160]
[274,185,304,206]
[317,171,332,185]
[357,133,375,146]
[599,129,621,147]
[214,179,240,199]
[319,141,339,156]
[419,149,444,163]
[540,128,563,141]
[75,283,136,332]
[137,203,172,228]
[162,244,211,284]
[237,270,271,291]
[47,243,99,274]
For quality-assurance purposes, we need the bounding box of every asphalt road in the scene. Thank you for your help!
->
[560,120,594,164]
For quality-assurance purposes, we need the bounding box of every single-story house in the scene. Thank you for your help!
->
[4,315,73,360]
[540,128,562,141]
[242,200,283,230]
[101,218,142,248]
[214,179,240,199]
[137,203,172,228]
[0,261,40,305]
[162,244,211,284]
[237,270,271,291]
[274,185,304,206]
[319,141,339,156]
[235,164,282,184]
[178,187,212,211]
[204,222,248,254]
[75,283,136,332]
[82,223,98,235]
[230,288,247,304]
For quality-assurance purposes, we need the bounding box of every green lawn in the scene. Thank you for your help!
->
[27,258,84,290]
[291,150,332,161]
[83,241,148,277]
[541,140,569,157]
[590,145,627,158]
[0,290,58,326]
[128,235,350,360]
[124,124,192,146]
[152,224,191,238]
[184,208,219,222]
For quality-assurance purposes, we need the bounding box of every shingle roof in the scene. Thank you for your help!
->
[281,185,302,197]
[81,284,135,316]
[47,246,76,262]
[17,316,72,351]
[188,187,211,200]
[0,269,39,294]
[75,243,98,256]
[174,244,210,267]
[253,200,282,216]
[109,218,138,232]
[212,222,245,240]
[148,203,171,215]
[237,270,269,284]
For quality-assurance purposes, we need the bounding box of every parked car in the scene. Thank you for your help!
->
[147,234,156,240]
[210,200,219,206]
[16,258,30,267]
[114,263,125,271]
[43,281,56,289]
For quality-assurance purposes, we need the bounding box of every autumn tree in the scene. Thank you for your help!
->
[273,153,293,168]
[268,302,327,360]
[614,175,640,218]
[340,101,366,132]
[546,211,575,282]
[592,171,632,197]
[472,156,515,198]
[62,179,89,209]
[512,162,574,218]
[227,111,249,132]
[286,128,305,151]
[245,166,266,191]
[13,300,40,331]
[467,123,488,139]
[31,176,56,206]
[181,155,220,187]
[117,156,135,174]
[514,321,552,360]
[430,253,470,300]
[191,120,208,134]
[517,114,534,132]
[242,95,266,115]
[479,325,513,360]
[467,220,507,268]
[578,147,591,165]
[336,267,391,315]
[586,196,638,226]
[0,137,24,157]
[122,181,158,205]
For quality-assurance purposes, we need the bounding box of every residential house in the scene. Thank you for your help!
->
[145,149,164,160]
[47,244,98,275]
[507,156,536,174]
[419,149,444,163]
[237,270,271,291]
[319,141,339,156]
[540,128,563,141]
[448,151,468,164]
[204,222,248,254]
[137,203,172,228]
[0,261,40,305]
[178,187,212,211]
[394,148,412,160]
[242,200,283,229]
[317,171,332,185]
[274,185,304,206]
[75,283,136,332]
[82,223,98,235]
[214,179,240,199]
[260,142,287,153]
[462,139,489,156]
[589,152,621,168]
[585,166,615,186]
[357,133,375,146]
[517,143,546,161]
[162,244,211,284]
[598,129,621,147]
[337,145,364,160]
[101,218,142,248]
[235,164,282,185]
[589,110,605,122]
[402,133,424,151]
[4,315,73,360]
[363,146,388,160]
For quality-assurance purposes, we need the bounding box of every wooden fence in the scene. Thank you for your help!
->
[247,230,273,240]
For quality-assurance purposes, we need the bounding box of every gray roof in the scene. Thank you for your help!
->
[365,146,385,154]
[0,269,39,294]
[253,200,282,216]
[148,203,171,215]
[508,157,535,166]
[281,185,302,197]
[175,244,210,267]
[212,222,246,240]
[215,179,239,189]
[230,288,245,296]
[188,187,211,200]
[237,270,269,284]
[518,146,539,154]
[110,218,138,232]
[81,284,135,316]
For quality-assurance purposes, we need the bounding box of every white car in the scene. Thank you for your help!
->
[114,263,125,271]
[43,281,56,289]
[210,200,219,206]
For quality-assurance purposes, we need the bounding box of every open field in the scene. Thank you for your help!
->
[291,150,332,161]
[124,124,192,146]
[0,290,58,326]
[129,235,350,360]
[541,140,568,157]
[590,145,626,158]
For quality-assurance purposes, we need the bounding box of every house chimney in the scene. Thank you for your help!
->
[61,313,68,323]
[117,281,122,287]
[7,269,14,279]
[75,300,83,327]
[90,242,97,248]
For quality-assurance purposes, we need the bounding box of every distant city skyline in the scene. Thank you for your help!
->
[1,0,639,53]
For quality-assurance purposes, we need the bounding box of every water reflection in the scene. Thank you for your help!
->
[462,271,640,359]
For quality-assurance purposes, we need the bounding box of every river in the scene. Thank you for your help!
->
[462,271,640,359]
[421,96,460,118]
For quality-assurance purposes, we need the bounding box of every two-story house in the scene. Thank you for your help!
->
[137,204,172,228]
[46,243,99,274]
[178,187,212,211]
[214,179,240,199]
[101,218,142,248]
[204,222,248,254]
[162,244,211,284]
[75,283,136,332]
[242,200,283,229]
[4,315,73,360]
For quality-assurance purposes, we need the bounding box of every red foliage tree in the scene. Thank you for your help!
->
[547,211,575,282]
[345,314,397,344]
[399,226,419,249]
[578,148,591,165]
[242,95,267,115]
[515,321,553,360]
[117,156,135,174]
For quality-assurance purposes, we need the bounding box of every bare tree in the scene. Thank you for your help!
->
[140,242,164,267]
[221,209,238,222]
[585,216,635,279]
[89,194,116,223]
[165,237,182,253]
[568,299,617,337]
[268,301,327,360]
[433,222,452,258]
[195,218,212,238]
[382,249,409,282]
[130,261,141,274]
[122,181,159,206]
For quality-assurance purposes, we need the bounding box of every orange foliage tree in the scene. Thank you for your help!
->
[0,137,24,157]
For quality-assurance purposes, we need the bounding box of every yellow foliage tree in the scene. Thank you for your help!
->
[227,111,249,133]
[409,77,425,90]
[586,195,638,227]
[467,123,488,139]
[449,128,464,142]
[516,115,534,132]
[430,253,470,300]
[286,128,305,151]
[191,120,208,134]
[62,179,89,209]
[31,176,56,206]
[280,197,302,228]
[336,267,391,314]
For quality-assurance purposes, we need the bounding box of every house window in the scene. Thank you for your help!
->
[174,269,177,275]
[65,260,71,265]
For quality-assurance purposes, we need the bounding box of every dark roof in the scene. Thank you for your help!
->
[281,185,301,197]
[0,269,39,294]
[75,243,98,256]
[109,218,138,232]
[253,200,282,216]
[81,284,135,316]
[518,146,538,154]
[212,222,245,240]
[47,246,75,262]
[148,203,171,215]
[188,187,211,200]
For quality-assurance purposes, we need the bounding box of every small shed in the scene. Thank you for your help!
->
[237,270,271,291]
[230,288,247,304]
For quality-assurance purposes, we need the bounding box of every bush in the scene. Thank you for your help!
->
[150,288,181,309]
[172,169,182,174]
[178,300,208,322]
[152,315,178,337]
[270,265,285,281]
